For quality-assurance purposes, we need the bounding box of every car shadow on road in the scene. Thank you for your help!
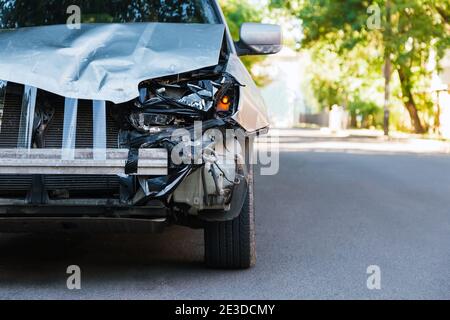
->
[0,226,210,289]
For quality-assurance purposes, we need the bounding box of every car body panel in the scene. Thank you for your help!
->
[0,22,269,132]
[226,55,270,132]
[0,23,225,104]
[0,0,274,227]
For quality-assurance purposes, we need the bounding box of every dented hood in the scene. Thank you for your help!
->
[0,23,225,104]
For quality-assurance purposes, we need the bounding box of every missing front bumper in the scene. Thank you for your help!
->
[0,148,167,175]
[0,217,168,234]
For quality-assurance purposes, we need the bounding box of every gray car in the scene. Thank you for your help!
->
[0,0,281,269]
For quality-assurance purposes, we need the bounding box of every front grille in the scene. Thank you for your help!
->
[0,82,120,149]
[0,83,23,148]
[0,175,31,192]
[0,175,121,198]
[0,82,124,199]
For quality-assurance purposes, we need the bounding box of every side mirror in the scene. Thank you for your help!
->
[235,23,283,56]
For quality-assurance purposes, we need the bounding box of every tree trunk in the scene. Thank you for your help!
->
[383,58,391,136]
[383,0,392,136]
[397,66,425,134]
[350,113,357,128]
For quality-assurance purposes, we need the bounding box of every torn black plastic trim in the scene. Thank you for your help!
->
[195,164,248,222]
[135,72,243,124]
[133,165,202,205]
[124,118,226,175]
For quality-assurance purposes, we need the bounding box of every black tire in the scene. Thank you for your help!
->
[204,167,256,269]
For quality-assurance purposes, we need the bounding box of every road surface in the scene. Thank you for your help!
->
[0,130,449,299]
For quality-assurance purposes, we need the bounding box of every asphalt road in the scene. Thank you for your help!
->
[0,131,449,299]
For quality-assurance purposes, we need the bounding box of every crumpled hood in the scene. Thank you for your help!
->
[0,23,225,104]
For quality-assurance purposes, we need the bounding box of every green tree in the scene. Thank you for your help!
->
[273,0,449,133]
[220,0,268,85]
[306,41,384,109]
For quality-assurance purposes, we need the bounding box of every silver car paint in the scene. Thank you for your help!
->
[0,23,224,104]
[226,55,270,132]
[0,22,270,132]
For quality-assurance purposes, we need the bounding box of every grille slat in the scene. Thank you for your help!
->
[44,94,65,148]
[0,83,23,148]
[0,82,123,198]
[0,83,120,149]
[0,174,120,198]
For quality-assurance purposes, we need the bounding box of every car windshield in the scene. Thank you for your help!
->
[0,0,220,29]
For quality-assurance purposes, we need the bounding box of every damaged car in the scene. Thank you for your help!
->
[0,0,282,269]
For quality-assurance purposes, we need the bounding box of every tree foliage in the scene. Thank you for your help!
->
[272,0,450,133]
[219,0,268,85]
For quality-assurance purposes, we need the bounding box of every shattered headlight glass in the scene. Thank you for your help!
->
[140,73,239,113]
[129,112,175,133]
[127,72,240,133]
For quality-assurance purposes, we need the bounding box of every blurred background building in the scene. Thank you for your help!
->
[435,52,450,138]
[258,47,304,128]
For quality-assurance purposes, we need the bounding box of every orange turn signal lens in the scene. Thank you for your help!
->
[217,96,231,112]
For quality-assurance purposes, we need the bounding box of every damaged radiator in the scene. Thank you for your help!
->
[0,175,120,198]
[0,82,161,199]
[0,83,120,149]
[0,68,240,207]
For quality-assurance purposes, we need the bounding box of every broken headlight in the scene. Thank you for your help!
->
[136,73,240,121]
[129,112,175,133]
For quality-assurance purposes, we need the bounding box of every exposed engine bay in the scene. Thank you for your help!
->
[0,67,249,221]
[112,68,248,216]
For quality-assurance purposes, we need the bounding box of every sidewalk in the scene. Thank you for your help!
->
[256,128,450,155]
